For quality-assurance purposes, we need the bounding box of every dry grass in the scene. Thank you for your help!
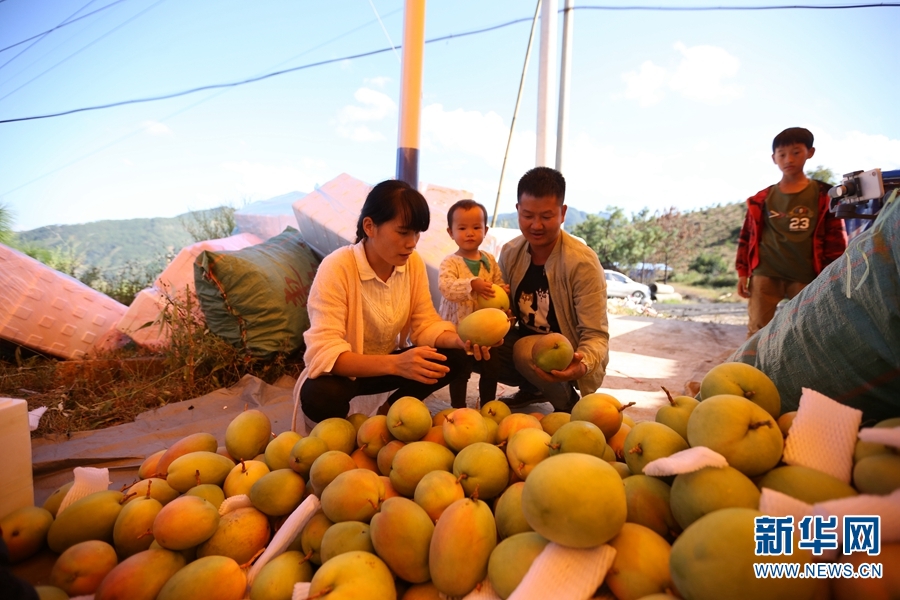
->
[0,297,303,439]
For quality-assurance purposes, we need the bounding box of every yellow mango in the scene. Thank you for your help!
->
[250,468,306,516]
[429,497,496,597]
[197,506,270,565]
[152,495,219,550]
[225,409,272,461]
[50,540,118,596]
[1,506,53,563]
[487,531,549,599]
[47,490,124,553]
[165,450,235,493]
[249,550,313,600]
[157,555,247,600]
[320,521,375,563]
[370,497,434,583]
[42,481,74,517]
[156,433,218,476]
[306,550,395,600]
[94,547,186,600]
[113,495,162,557]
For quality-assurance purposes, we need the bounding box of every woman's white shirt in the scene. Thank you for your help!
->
[353,240,412,356]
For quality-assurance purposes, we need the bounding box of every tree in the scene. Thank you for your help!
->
[806,165,837,185]
[647,207,697,283]
[180,206,236,243]
[571,207,631,269]
[0,202,13,245]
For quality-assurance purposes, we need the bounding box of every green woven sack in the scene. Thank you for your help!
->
[194,227,318,358]
[728,192,900,423]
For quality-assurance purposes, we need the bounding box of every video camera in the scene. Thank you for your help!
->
[828,168,900,219]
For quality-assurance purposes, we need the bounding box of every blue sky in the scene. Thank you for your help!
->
[1,1,898,231]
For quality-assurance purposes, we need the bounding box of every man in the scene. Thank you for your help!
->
[487,166,610,411]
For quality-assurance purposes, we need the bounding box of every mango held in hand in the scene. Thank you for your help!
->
[458,307,510,347]
[531,332,574,372]
[475,284,510,311]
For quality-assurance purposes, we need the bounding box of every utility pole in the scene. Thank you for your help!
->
[396,0,426,188]
[536,0,557,167]
[556,0,574,173]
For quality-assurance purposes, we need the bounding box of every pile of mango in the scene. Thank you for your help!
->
[2,362,898,600]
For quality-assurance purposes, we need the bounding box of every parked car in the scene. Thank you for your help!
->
[604,270,652,303]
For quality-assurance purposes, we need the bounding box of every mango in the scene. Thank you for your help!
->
[94,548,185,600]
[125,477,179,505]
[670,508,817,600]
[42,481,74,517]
[531,332,574,372]
[655,387,698,441]
[351,447,380,472]
[138,448,167,479]
[777,411,797,437]
[453,441,510,500]
[149,539,196,563]
[390,441,455,497]
[608,422,631,460]
[481,400,512,425]
[495,412,543,446]
[225,409,272,460]
[289,435,330,478]
[506,428,552,479]
[432,408,455,426]
[249,550,313,600]
[670,466,761,530]
[156,432,218,476]
[571,392,632,440]
[153,495,219,550]
[370,496,434,583]
[357,415,395,459]
[34,586,68,600]
[758,465,857,504]
[700,362,781,418]
[113,495,162,557]
[306,550,396,600]
[197,506,270,564]
[320,521,374,563]
[623,421,689,476]
[831,542,900,600]
[185,483,226,508]
[548,420,606,459]
[223,459,270,497]
[442,407,491,452]
[250,468,306,516]
[540,411,570,435]
[1,506,53,563]
[413,469,464,523]
[157,555,247,600]
[265,431,302,471]
[429,497,497,597]
[310,417,358,454]
[487,531,549,599]
[611,462,632,478]
[853,454,900,495]
[377,439,406,476]
[321,468,383,523]
[165,450,235,492]
[522,453,626,548]
[623,475,680,542]
[298,509,334,565]
[387,396,433,442]
[50,540,118,596]
[47,490,124,553]
[607,523,674,600]
[457,307,511,347]
[401,582,442,599]
[687,394,783,477]
[494,482,533,540]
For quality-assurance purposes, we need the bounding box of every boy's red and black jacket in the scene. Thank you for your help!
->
[735,180,848,278]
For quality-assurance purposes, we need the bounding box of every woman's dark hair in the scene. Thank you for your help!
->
[447,199,488,228]
[355,180,431,243]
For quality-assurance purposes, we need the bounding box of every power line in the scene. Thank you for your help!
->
[0,0,168,102]
[0,0,99,72]
[2,2,898,125]
[0,0,132,55]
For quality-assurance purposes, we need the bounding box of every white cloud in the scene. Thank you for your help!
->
[336,87,397,141]
[142,120,172,136]
[220,159,328,199]
[620,43,743,106]
[811,128,900,176]
[622,61,668,107]
[421,104,510,168]
[365,76,391,88]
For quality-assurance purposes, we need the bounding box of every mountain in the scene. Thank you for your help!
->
[492,206,598,230]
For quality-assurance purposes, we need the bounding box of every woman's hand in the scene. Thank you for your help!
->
[393,346,450,384]
[463,339,496,361]
[530,351,587,383]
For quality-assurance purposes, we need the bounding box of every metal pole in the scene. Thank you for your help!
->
[536,0,557,167]
[491,0,542,228]
[556,0,574,172]
[396,0,426,188]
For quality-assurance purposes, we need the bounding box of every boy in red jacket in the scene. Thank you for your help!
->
[735,127,847,337]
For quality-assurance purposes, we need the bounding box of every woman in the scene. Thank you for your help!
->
[295,179,490,427]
